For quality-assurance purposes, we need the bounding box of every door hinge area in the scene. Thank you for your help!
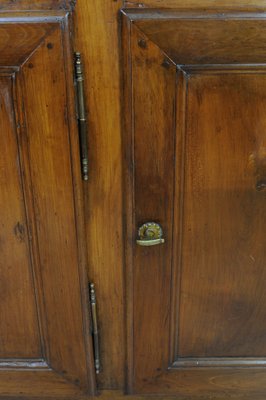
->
[74,52,89,181]
[89,283,101,374]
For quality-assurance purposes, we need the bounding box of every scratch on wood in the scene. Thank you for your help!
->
[14,222,25,242]
[124,1,146,7]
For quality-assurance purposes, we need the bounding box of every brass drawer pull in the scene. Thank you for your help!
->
[136,222,165,247]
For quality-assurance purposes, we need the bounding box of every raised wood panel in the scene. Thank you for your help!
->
[179,72,266,358]
[0,76,41,358]
[122,9,266,397]
[0,10,95,398]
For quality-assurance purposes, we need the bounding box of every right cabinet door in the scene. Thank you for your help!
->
[123,9,266,398]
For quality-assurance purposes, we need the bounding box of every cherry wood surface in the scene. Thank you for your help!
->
[93,389,266,400]
[122,8,266,398]
[179,73,266,358]
[3,0,266,398]
[74,0,125,390]
[0,6,95,399]
[73,0,266,395]
[125,0,266,8]
[0,76,41,359]
[0,1,74,10]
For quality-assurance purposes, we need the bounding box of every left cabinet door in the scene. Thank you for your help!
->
[0,8,95,399]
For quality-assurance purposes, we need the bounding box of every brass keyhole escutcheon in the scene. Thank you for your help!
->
[136,222,165,247]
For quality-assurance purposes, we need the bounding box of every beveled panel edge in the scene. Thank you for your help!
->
[169,70,188,365]
[121,11,135,394]
[184,64,266,74]
[8,18,94,394]
[15,20,95,394]
[0,12,67,23]
[0,359,49,370]
[172,358,266,369]
[125,0,266,11]
[121,12,179,391]
[121,11,266,68]
[122,8,266,20]
[121,10,178,67]
[0,18,64,68]
[0,67,18,76]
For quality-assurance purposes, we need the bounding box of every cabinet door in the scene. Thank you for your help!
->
[123,9,266,398]
[0,8,95,399]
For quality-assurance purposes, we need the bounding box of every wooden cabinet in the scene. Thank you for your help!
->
[0,2,95,398]
[2,0,266,399]
[122,7,266,398]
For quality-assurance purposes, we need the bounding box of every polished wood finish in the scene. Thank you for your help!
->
[126,22,176,387]
[0,1,74,10]
[179,73,266,358]
[125,0,266,8]
[74,0,125,389]
[130,11,266,64]
[122,8,266,397]
[72,0,266,395]
[0,22,56,66]
[0,7,95,398]
[98,386,266,400]
[94,389,262,400]
[0,76,40,359]
[4,0,266,398]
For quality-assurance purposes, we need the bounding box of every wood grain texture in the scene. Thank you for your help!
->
[93,389,264,400]
[124,0,266,9]
[133,369,266,398]
[130,24,176,383]
[7,390,265,400]
[0,23,56,66]
[122,8,266,397]
[179,73,266,358]
[61,13,97,396]
[0,10,95,398]
[0,1,74,11]
[121,12,134,394]
[20,24,90,390]
[74,0,124,390]
[133,13,266,65]
[0,370,89,398]
[0,76,41,358]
